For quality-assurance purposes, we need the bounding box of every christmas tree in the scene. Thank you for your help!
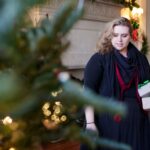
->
[141,34,149,55]
[0,0,131,150]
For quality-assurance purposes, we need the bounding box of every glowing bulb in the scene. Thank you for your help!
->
[43,110,51,116]
[51,115,56,121]
[61,115,67,122]
[121,8,130,19]
[51,89,62,97]
[132,7,138,16]
[55,101,61,106]
[9,148,16,150]
[2,116,13,125]
[42,102,50,111]
[137,8,143,15]
[55,117,60,124]
[54,107,61,114]
[131,7,143,17]
[51,91,58,97]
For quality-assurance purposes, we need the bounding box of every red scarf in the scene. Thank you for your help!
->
[115,63,141,104]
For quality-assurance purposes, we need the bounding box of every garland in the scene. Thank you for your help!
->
[141,34,149,55]
[130,16,140,41]
[111,0,139,10]
[91,0,139,10]
[91,0,149,55]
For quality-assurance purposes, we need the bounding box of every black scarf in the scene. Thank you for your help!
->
[103,43,150,99]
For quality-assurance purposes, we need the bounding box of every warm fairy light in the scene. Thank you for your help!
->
[2,116,13,125]
[131,7,143,17]
[42,102,52,117]
[42,102,50,110]
[42,101,64,120]
[51,115,60,123]
[55,101,61,106]
[42,94,67,128]
[42,102,52,116]
[9,148,16,150]
[55,117,60,124]
[121,8,130,19]
[53,102,62,111]
[121,7,143,20]
[51,114,56,121]
[43,110,51,116]
[54,107,61,114]
[51,91,58,97]
[61,115,67,122]
[51,89,63,97]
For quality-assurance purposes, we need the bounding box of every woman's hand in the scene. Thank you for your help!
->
[86,122,98,133]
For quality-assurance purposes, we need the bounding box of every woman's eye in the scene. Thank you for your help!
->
[122,34,128,37]
[113,34,118,37]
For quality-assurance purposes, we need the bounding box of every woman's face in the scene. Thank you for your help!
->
[111,25,131,52]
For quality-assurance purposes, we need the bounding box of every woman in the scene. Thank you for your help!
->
[81,17,150,150]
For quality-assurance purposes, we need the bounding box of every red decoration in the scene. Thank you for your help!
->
[113,114,122,123]
[132,29,138,41]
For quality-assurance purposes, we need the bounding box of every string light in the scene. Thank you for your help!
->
[131,7,143,18]
[42,100,68,129]
[44,110,51,116]
[51,89,62,97]
[121,4,144,46]
[121,7,143,20]
[9,148,16,150]
[42,88,68,130]
[54,107,61,114]
[42,102,50,110]
[51,92,57,97]
[121,8,130,19]
[61,115,67,122]
[2,116,13,125]
[55,101,61,106]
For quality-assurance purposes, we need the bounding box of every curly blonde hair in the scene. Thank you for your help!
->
[96,17,132,54]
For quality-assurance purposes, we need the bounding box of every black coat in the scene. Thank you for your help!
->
[84,42,150,99]
[82,43,150,150]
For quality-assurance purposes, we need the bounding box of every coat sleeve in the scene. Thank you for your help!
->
[138,53,150,82]
[142,54,150,80]
[84,53,104,93]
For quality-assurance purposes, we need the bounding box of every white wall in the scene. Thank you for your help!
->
[61,20,106,69]
[30,0,122,79]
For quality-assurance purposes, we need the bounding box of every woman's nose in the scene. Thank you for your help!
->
[118,36,122,41]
